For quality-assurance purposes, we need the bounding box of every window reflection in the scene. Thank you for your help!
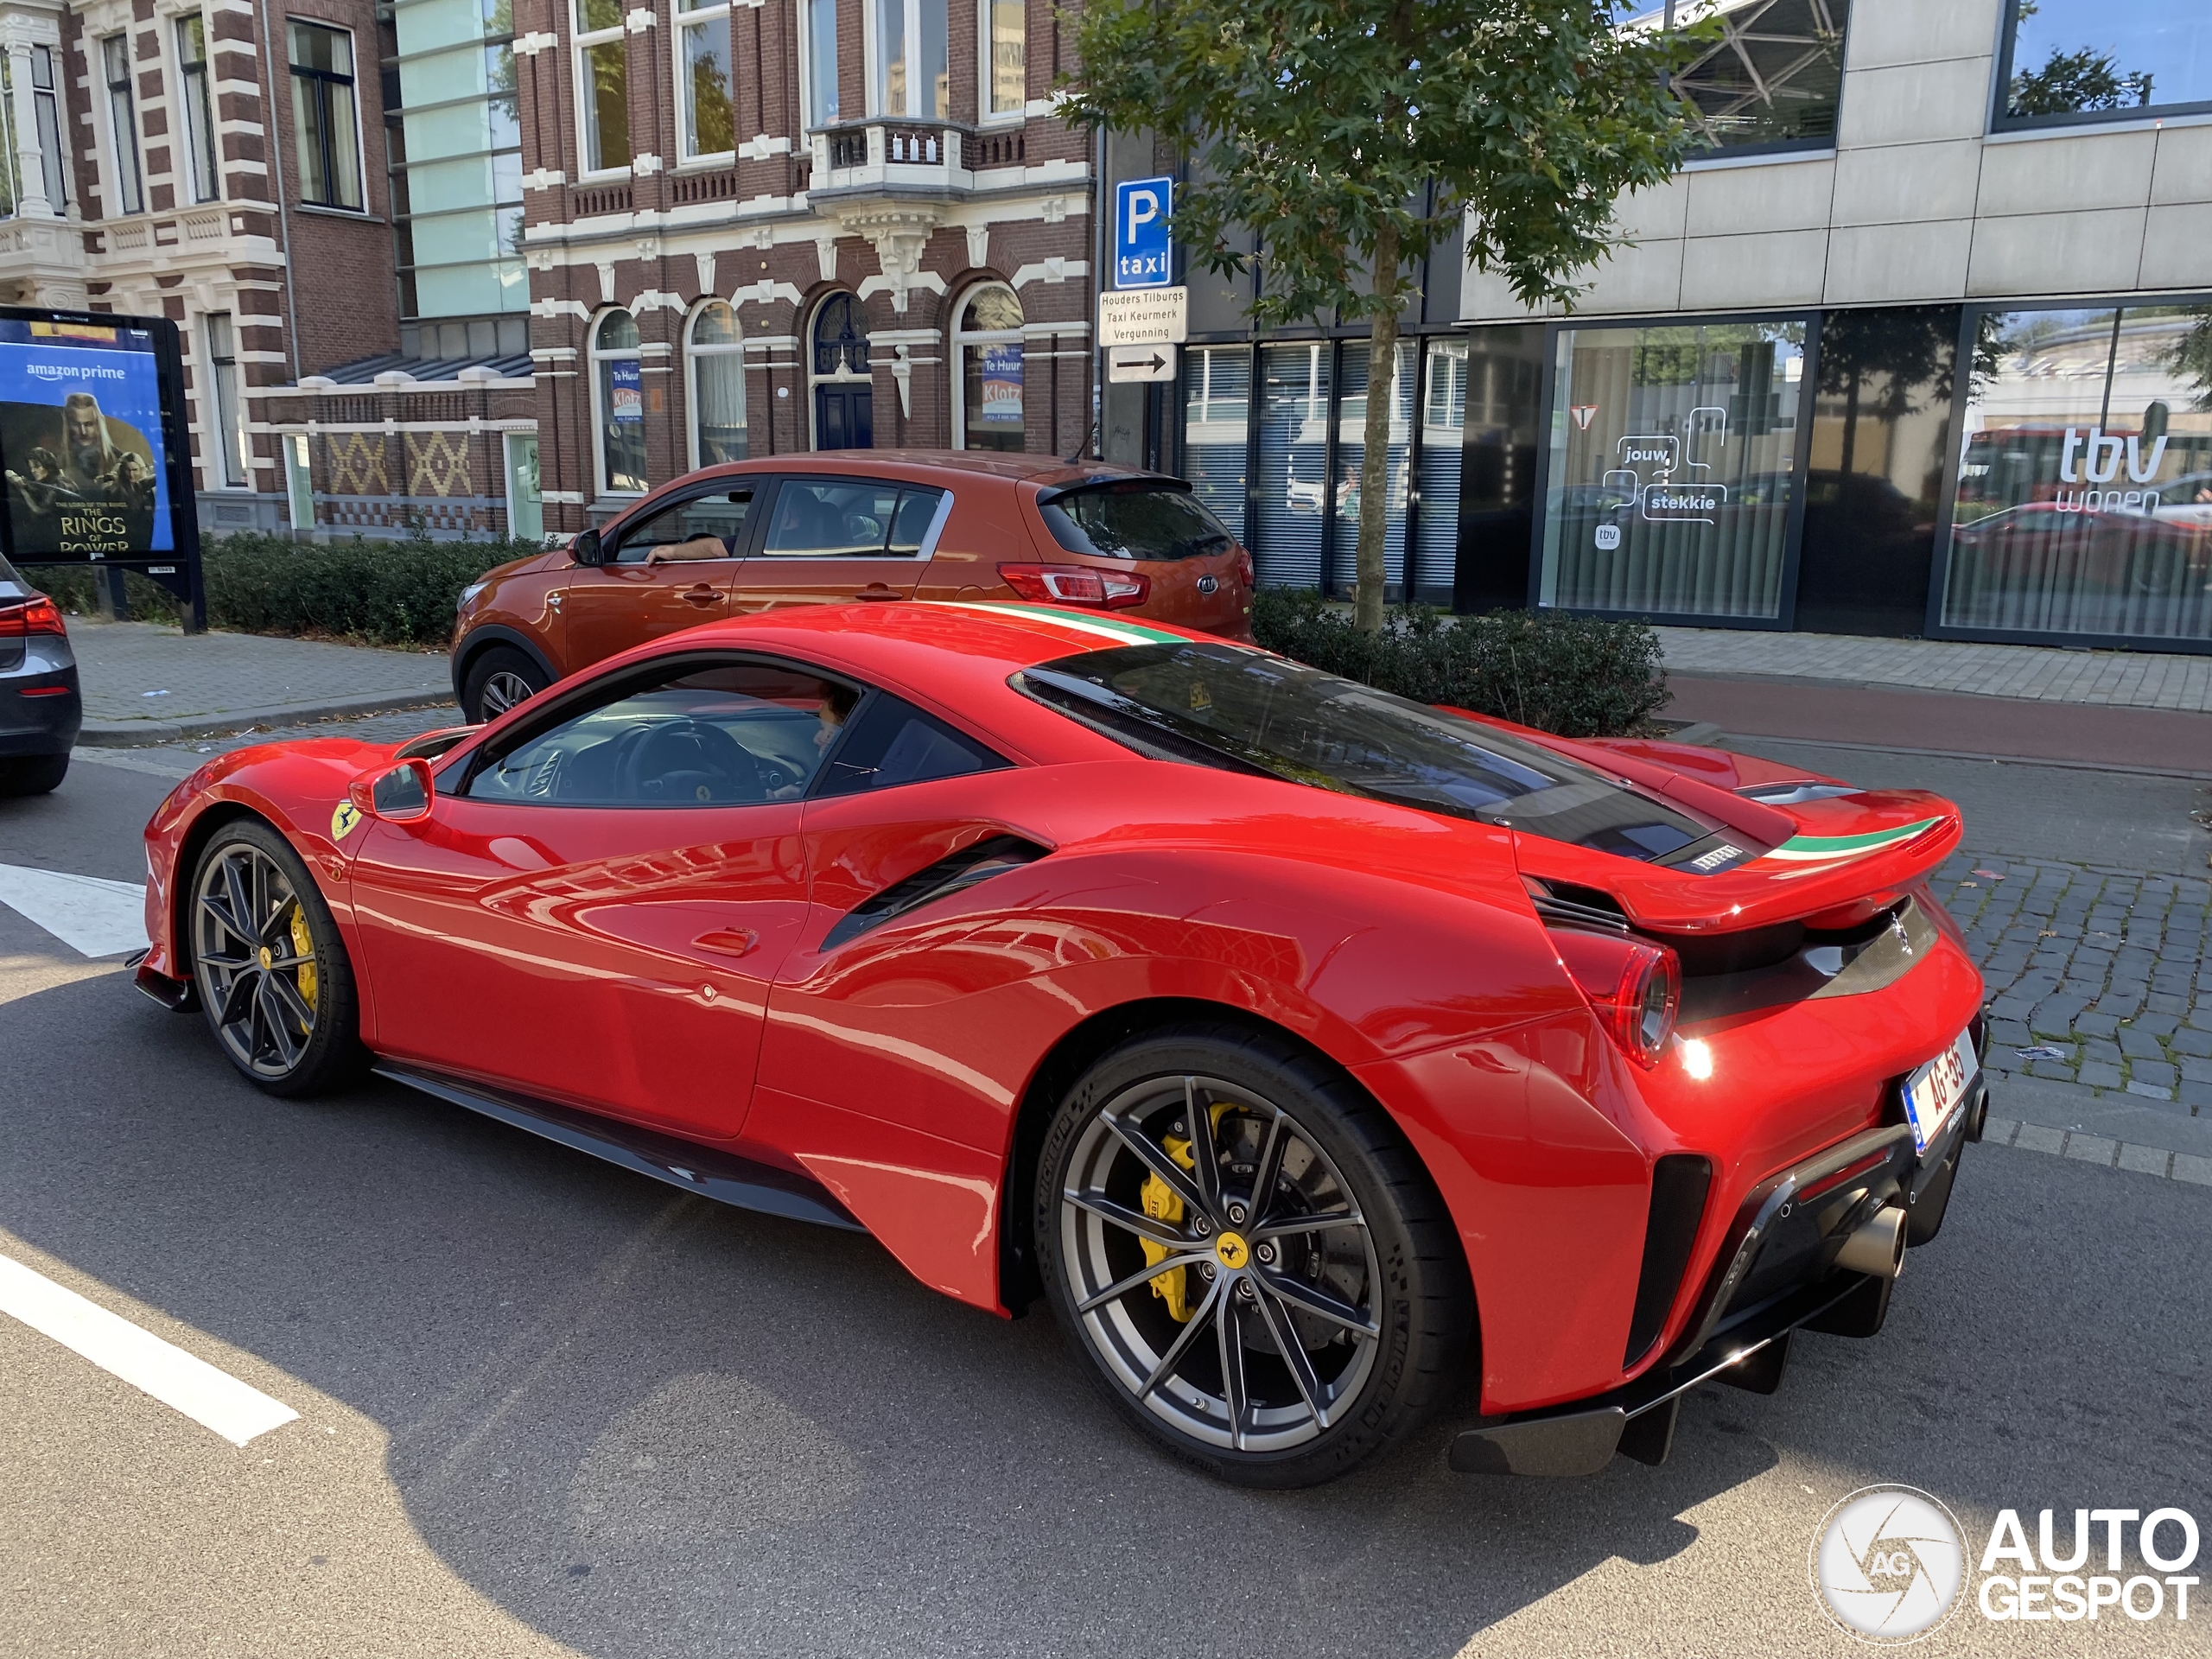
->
[1539,319,1807,620]
[1943,304,2212,642]
[2000,0,2211,126]
[1632,0,1851,156]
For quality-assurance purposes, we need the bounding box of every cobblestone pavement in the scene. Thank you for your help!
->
[1934,848,2212,1118]
[1656,625,2212,712]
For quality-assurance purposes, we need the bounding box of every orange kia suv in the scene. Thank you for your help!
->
[450,452,1256,721]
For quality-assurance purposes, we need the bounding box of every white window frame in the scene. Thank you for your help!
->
[287,17,367,212]
[684,299,747,470]
[671,0,736,165]
[573,0,630,180]
[976,0,1022,125]
[867,0,945,119]
[950,282,1024,451]
[175,13,222,204]
[504,432,543,542]
[589,307,646,498]
[797,0,838,130]
[100,34,144,218]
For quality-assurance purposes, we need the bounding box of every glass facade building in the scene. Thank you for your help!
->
[387,0,526,324]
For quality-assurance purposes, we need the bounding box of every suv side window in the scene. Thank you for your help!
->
[760,480,948,558]
[608,486,756,564]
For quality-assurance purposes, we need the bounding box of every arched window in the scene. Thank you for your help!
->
[810,292,872,450]
[687,300,747,468]
[953,284,1024,452]
[591,308,646,494]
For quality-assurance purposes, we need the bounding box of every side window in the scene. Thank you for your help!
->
[761,480,945,557]
[609,486,754,564]
[464,658,857,805]
[817,693,1007,797]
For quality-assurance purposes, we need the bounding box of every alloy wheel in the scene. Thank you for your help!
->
[192,842,321,1079]
[480,669,538,716]
[1058,1074,1382,1452]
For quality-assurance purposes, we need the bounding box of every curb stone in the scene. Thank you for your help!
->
[1980,1116,2212,1185]
[75,690,457,747]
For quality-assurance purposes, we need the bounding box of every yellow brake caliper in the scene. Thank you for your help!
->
[1138,1100,1230,1323]
[289,906,317,1012]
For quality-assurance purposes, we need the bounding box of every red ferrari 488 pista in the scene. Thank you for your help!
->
[136,602,1987,1486]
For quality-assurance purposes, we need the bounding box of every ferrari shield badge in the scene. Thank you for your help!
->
[330,801,362,842]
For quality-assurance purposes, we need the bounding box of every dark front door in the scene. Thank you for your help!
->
[815,383,873,450]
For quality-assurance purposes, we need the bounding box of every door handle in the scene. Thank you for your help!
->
[855,584,901,601]
[682,585,720,607]
[692,928,757,957]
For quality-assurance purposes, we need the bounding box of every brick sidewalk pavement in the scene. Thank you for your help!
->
[1656,626,2212,713]
[66,619,451,742]
[1934,849,2211,1118]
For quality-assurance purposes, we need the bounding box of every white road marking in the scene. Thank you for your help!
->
[0,862,149,957]
[0,1252,299,1446]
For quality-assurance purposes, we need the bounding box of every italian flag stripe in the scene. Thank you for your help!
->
[923,601,1190,649]
[1754,817,1945,864]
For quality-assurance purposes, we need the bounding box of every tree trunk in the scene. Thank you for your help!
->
[1354,226,1400,635]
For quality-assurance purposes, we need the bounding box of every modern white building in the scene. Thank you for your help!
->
[1155,0,2212,653]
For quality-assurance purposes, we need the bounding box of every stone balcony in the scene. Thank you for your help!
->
[0,209,85,307]
[803,119,1033,207]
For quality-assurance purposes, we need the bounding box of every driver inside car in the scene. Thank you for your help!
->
[645,532,732,564]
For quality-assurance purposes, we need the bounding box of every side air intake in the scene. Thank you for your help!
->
[1624,1154,1712,1366]
[823,835,1051,950]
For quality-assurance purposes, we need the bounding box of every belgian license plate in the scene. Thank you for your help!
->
[1903,1028,1978,1154]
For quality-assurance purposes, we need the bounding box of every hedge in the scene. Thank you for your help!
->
[1251,588,1669,739]
[34,531,545,649]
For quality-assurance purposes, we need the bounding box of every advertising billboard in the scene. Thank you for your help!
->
[0,307,202,621]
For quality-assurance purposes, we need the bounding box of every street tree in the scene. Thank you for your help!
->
[1064,0,1706,631]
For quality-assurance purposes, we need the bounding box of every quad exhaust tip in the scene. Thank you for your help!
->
[1834,1205,1907,1281]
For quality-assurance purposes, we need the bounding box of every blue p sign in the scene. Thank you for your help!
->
[1114,176,1173,289]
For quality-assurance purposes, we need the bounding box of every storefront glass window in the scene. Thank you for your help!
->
[1331,343,1413,594]
[1999,0,2212,128]
[1255,343,1332,588]
[1183,346,1250,543]
[1539,318,1807,620]
[955,285,1025,452]
[687,299,747,467]
[1414,340,1467,606]
[1644,0,1852,156]
[592,308,647,494]
[1942,303,2212,643]
[1796,305,1959,634]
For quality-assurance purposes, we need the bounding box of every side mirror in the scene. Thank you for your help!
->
[571,528,603,567]
[349,757,435,825]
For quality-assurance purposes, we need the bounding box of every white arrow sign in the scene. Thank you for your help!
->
[1109,344,1177,384]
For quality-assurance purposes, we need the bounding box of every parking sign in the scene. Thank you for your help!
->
[1114,177,1173,289]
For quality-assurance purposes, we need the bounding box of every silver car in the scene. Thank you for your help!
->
[0,550,79,795]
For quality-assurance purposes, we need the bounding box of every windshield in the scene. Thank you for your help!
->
[1018,642,1738,866]
[1038,482,1233,563]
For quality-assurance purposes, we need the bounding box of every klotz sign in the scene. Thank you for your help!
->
[1098,287,1188,348]
[1114,177,1174,289]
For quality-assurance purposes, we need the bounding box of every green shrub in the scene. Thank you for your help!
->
[33,530,546,648]
[1251,588,1669,738]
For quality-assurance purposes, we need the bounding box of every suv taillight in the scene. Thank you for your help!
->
[0,595,66,639]
[997,563,1150,610]
[1549,927,1680,1067]
[1235,546,1255,588]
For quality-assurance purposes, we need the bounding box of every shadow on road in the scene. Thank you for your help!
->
[3,970,2207,1658]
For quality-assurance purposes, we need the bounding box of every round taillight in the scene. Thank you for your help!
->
[1549,926,1681,1068]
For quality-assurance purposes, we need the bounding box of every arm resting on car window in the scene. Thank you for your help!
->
[645,535,730,564]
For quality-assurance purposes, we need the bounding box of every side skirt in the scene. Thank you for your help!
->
[373,1063,867,1233]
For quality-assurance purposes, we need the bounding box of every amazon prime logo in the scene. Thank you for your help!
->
[1812,1484,1968,1643]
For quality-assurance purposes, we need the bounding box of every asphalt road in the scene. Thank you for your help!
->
[2,740,2207,1658]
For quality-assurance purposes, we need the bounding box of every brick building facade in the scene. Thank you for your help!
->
[0,0,537,542]
[512,0,1097,529]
